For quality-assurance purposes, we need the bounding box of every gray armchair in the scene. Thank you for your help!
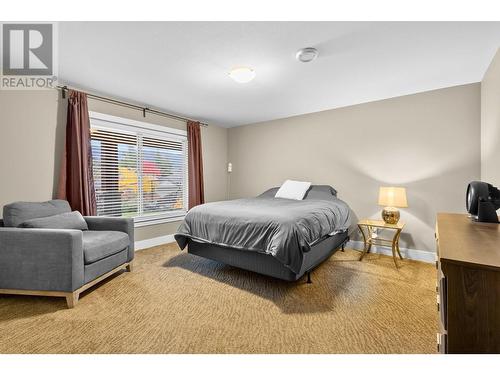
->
[0,200,134,308]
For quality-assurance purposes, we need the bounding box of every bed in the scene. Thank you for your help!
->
[174,185,351,282]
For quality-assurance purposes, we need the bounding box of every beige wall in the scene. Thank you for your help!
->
[481,49,500,185]
[201,122,229,202]
[0,82,484,250]
[228,84,481,252]
[0,90,66,208]
[0,89,228,241]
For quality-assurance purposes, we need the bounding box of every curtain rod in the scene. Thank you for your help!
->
[56,85,208,127]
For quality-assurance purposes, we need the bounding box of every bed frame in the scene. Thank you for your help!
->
[187,231,349,282]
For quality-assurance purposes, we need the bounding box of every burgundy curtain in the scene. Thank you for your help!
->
[57,90,97,215]
[187,121,205,209]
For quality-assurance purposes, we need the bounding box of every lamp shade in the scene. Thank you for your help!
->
[378,187,408,208]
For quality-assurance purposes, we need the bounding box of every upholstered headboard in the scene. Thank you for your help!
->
[259,185,338,200]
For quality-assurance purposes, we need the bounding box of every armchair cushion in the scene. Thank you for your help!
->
[20,211,89,230]
[83,230,130,264]
[84,217,135,262]
[3,200,71,227]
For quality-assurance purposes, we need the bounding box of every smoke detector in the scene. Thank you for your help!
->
[296,47,318,63]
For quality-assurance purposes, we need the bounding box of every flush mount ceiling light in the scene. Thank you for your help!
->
[229,67,256,83]
[296,47,318,63]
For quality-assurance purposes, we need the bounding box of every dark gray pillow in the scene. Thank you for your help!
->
[304,185,338,200]
[258,185,337,200]
[258,187,280,198]
[2,200,71,227]
[20,211,88,230]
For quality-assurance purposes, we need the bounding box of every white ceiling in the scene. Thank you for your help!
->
[58,22,500,127]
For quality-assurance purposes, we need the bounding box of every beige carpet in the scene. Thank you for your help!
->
[0,244,437,353]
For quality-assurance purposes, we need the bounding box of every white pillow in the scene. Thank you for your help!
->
[275,180,311,200]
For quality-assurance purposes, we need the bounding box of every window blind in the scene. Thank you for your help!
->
[90,116,188,224]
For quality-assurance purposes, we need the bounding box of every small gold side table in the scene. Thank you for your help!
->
[358,219,405,268]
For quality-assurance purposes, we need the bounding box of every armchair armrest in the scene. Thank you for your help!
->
[0,228,84,292]
[84,217,134,261]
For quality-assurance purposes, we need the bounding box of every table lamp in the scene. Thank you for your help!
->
[378,187,408,224]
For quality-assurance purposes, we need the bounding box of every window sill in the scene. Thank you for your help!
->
[134,214,186,228]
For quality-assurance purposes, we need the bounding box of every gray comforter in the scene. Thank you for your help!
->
[175,195,351,274]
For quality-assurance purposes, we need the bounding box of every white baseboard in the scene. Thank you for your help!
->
[134,236,435,263]
[347,240,436,264]
[135,234,176,251]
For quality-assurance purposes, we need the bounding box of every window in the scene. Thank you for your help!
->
[89,112,188,226]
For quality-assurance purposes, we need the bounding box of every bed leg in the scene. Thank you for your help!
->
[341,236,349,252]
[306,272,312,284]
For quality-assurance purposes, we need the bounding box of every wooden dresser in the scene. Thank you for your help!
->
[435,213,500,353]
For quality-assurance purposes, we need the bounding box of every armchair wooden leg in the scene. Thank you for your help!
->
[126,262,134,272]
[65,292,79,309]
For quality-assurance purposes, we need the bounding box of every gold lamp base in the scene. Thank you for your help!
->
[382,207,400,224]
